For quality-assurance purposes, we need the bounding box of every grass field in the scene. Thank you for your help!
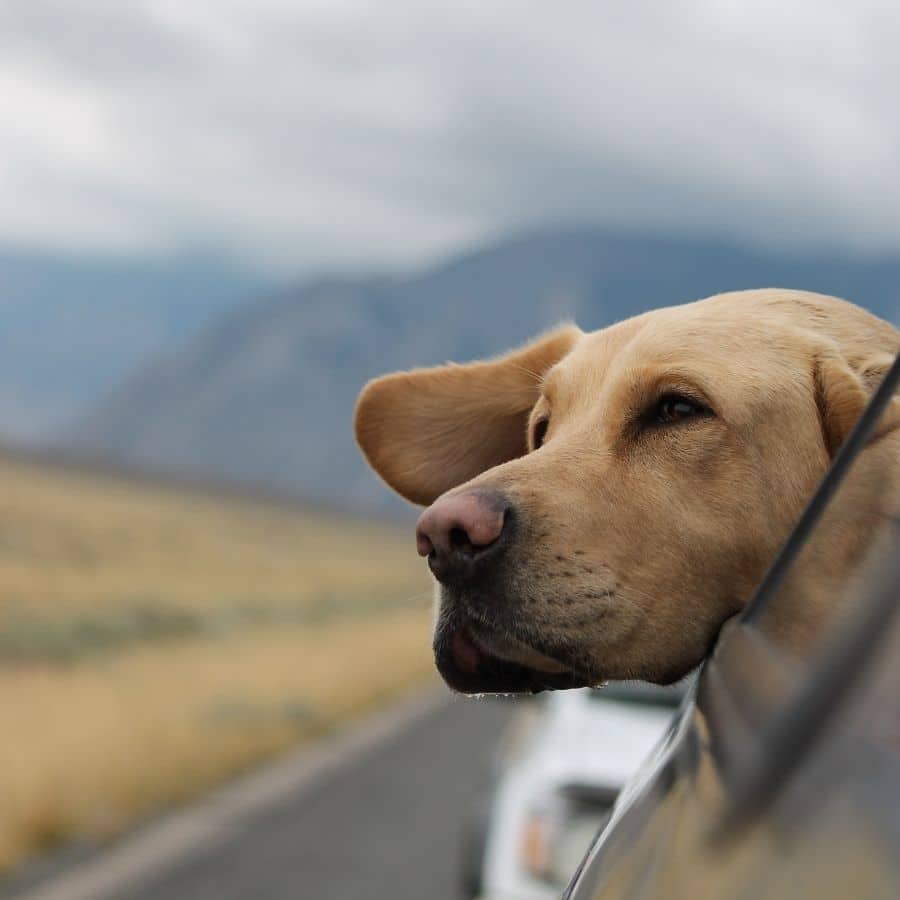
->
[0,454,432,872]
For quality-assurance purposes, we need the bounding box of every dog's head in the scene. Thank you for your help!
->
[355,290,900,693]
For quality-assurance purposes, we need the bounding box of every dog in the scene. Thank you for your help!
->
[354,289,900,693]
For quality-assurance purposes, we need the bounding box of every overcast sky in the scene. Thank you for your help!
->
[1,0,898,274]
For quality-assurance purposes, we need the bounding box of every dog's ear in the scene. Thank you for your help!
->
[354,325,581,505]
[813,349,900,456]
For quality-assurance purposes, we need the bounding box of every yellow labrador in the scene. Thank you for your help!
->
[355,290,900,693]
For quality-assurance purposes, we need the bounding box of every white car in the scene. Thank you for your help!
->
[463,682,685,900]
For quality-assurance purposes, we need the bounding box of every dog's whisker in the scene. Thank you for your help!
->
[392,589,435,607]
[505,362,545,382]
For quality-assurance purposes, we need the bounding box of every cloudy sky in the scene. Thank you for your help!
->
[1,0,898,274]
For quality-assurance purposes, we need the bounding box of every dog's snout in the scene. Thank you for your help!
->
[416,490,511,583]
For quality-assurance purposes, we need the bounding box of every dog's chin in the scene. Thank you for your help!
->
[433,619,589,695]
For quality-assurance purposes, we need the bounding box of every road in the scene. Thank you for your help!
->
[11,689,517,900]
[135,693,514,900]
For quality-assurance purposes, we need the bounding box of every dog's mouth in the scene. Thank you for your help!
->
[433,618,589,695]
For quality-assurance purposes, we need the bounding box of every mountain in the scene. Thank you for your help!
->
[59,228,900,513]
[0,249,267,438]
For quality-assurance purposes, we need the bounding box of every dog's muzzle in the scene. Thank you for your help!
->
[432,607,588,695]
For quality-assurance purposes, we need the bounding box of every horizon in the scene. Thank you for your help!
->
[6,216,900,292]
[2,220,898,453]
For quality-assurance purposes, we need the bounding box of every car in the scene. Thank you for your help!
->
[462,682,685,900]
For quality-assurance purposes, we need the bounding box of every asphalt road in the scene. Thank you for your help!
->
[121,694,516,900]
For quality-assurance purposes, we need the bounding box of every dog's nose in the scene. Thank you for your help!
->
[416,490,510,584]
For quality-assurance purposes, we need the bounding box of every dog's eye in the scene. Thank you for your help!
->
[532,417,550,449]
[655,394,708,425]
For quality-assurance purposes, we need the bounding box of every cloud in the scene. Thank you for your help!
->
[0,0,898,273]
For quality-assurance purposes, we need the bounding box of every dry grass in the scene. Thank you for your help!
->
[0,454,433,872]
[0,456,423,615]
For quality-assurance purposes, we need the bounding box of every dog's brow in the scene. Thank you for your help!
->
[537,372,556,403]
[539,362,568,395]
[540,360,590,405]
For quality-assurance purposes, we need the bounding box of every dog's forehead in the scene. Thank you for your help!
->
[545,314,648,385]
[550,304,760,387]
[543,301,802,420]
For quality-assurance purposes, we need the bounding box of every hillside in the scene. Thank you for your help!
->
[0,249,266,438]
[0,450,431,871]
[61,227,900,513]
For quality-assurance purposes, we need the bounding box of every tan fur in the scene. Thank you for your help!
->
[355,289,900,684]
[355,325,580,505]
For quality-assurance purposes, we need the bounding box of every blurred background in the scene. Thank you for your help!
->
[0,2,898,898]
